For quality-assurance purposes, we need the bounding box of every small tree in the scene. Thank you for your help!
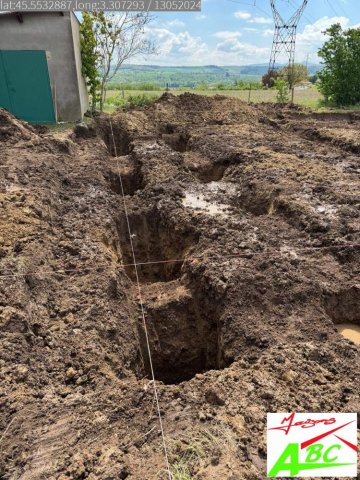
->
[93,12,156,111]
[274,79,289,104]
[318,23,360,105]
[279,63,309,87]
[80,13,100,114]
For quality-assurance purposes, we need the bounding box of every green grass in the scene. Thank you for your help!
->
[168,440,205,480]
[170,464,192,480]
[104,91,161,113]
[103,86,325,112]
[46,116,92,133]
[165,424,238,480]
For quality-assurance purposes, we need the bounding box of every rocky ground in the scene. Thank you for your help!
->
[0,94,359,479]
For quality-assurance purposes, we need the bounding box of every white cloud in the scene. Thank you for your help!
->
[234,10,273,26]
[249,16,273,25]
[165,19,186,28]
[262,29,274,37]
[214,37,269,62]
[234,10,252,20]
[295,16,351,63]
[133,23,271,66]
[297,16,349,45]
[143,27,208,64]
[213,31,242,40]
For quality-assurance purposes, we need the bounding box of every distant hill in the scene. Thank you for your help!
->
[110,63,322,88]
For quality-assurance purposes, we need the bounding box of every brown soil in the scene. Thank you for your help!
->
[0,94,359,480]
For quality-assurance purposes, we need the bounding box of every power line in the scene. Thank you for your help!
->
[227,0,273,20]
[334,0,349,17]
[326,0,340,16]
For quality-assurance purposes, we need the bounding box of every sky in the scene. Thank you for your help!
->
[132,0,360,66]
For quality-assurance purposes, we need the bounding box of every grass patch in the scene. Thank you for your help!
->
[108,82,162,91]
[316,98,360,112]
[125,93,159,108]
[170,443,204,480]
[104,92,160,111]
[165,424,238,480]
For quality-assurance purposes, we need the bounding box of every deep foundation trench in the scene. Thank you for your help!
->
[103,139,231,384]
[102,119,360,384]
[112,202,228,384]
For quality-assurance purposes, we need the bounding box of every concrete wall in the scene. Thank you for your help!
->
[70,13,89,118]
[0,12,89,122]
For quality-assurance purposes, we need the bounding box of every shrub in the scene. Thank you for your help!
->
[279,64,309,87]
[274,79,290,104]
[114,93,159,109]
[262,69,279,88]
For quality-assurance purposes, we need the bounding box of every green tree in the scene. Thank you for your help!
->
[80,13,100,114]
[93,12,156,111]
[318,23,360,105]
[279,63,309,87]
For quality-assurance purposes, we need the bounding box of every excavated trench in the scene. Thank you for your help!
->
[162,132,190,152]
[236,183,282,216]
[101,125,229,383]
[97,118,133,156]
[116,207,198,283]
[324,285,360,345]
[102,127,299,384]
[138,281,225,384]
[196,163,229,183]
[183,151,239,184]
[159,123,190,152]
[112,204,226,383]
[106,158,144,196]
[107,167,227,382]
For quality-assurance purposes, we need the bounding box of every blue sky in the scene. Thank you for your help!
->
[134,0,360,65]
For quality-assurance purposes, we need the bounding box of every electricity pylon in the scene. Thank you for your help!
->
[268,0,309,87]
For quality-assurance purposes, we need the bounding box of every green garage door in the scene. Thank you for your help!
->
[0,50,55,123]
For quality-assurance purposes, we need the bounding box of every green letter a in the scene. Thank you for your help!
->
[268,443,300,477]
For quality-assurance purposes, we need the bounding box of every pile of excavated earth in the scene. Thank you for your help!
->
[0,93,359,479]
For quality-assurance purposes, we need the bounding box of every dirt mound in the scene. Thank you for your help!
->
[97,93,261,159]
[153,92,258,126]
[0,96,359,479]
[0,108,37,144]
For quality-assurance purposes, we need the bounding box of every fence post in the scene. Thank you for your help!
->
[248,83,252,104]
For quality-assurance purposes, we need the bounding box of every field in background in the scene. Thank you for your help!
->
[104,86,323,112]
[109,63,322,88]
